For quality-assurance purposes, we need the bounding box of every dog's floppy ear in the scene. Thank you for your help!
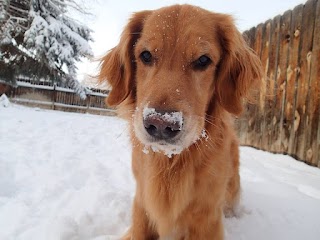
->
[215,15,263,115]
[98,11,152,106]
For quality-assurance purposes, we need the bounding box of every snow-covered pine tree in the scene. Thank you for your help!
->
[24,0,93,98]
[0,0,34,85]
[0,0,93,99]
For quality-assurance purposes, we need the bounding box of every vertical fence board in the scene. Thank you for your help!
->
[242,27,257,145]
[52,84,56,110]
[294,0,317,163]
[245,25,264,147]
[275,10,292,153]
[252,24,264,148]
[306,0,320,165]
[266,15,281,152]
[286,4,304,157]
[260,20,272,150]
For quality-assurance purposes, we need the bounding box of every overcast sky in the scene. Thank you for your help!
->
[76,0,307,82]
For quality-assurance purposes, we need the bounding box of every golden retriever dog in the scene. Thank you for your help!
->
[99,4,262,240]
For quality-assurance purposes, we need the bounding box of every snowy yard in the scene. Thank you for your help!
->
[1,99,320,240]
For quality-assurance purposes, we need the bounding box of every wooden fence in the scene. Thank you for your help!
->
[238,0,320,167]
[0,79,115,116]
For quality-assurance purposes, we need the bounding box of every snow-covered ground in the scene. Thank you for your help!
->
[1,97,320,240]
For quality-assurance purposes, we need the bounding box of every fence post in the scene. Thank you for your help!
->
[11,85,15,99]
[86,94,91,113]
[52,83,56,110]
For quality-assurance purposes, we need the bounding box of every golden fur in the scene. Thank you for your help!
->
[99,5,262,240]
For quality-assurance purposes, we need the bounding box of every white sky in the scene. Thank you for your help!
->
[76,0,307,82]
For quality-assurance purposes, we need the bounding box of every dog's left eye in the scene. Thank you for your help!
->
[140,51,153,65]
[193,55,212,70]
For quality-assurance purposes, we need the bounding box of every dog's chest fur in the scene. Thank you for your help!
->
[132,148,195,232]
[146,158,195,235]
[133,147,217,237]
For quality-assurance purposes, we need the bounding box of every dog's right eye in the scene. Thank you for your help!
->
[193,55,212,70]
[140,51,153,65]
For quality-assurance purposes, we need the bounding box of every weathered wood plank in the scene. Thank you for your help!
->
[286,4,304,158]
[294,0,317,163]
[249,24,264,147]
[240,27,257,145]
[259,20,272,150]
[274,10,292,153]
[265,15,281,152]
[243,27,256,49]
[305,0,320,165]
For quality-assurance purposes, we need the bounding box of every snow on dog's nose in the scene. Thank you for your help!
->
[143,108,183,140]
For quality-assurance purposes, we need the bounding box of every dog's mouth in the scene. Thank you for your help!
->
[142,142,184,158]
[134,107,202,158]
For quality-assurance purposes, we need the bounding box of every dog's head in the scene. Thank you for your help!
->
[99,5,262,156]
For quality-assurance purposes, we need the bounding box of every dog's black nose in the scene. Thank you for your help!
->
[143,111,183,140]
